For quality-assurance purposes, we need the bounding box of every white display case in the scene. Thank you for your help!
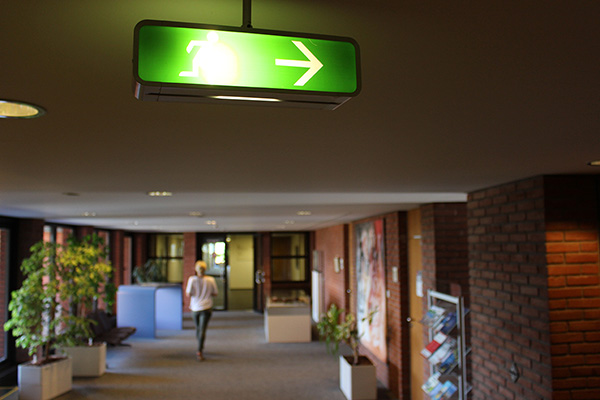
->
[264,292,311,343]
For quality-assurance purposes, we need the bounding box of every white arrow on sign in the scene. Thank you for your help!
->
[275,41,323,86]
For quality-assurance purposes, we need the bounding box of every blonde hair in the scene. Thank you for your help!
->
[195,260,207,276]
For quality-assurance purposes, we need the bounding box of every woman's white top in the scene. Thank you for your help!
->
[185,275,218,312]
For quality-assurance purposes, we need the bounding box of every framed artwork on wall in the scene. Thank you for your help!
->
[355,219,387,363]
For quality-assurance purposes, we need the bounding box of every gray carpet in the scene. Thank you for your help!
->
[57,311,396,400]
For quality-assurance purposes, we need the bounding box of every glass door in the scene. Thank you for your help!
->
[199,236,228,310]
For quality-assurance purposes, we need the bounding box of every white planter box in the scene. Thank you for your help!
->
[18,357,72,400]
[339,355,376,400]
[60,342,107,377]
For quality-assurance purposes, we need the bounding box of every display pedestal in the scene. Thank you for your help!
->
[264,297,311,343]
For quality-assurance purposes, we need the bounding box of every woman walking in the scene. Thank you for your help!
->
[185,260,218,361]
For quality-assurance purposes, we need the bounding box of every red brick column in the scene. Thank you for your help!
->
[544,176,600,399]
[315,224,349,312]
[110,230,124,288]
[182,232,197,312]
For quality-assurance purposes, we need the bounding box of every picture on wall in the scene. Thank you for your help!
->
[355,219,387,363]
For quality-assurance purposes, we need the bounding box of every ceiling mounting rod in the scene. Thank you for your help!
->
[243,0,252,28]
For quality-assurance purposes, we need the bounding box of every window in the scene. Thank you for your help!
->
[270,233,308,282]
[148,234,184,283]
[43,225,74,245]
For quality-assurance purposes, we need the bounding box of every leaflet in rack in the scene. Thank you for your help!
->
[421,331,448,359]
[422,372,458,400]
[429,337,456,366]
[435,312,457,334]
[421,305,447,327]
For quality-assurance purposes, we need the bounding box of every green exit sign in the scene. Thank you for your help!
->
[133,20,360,108]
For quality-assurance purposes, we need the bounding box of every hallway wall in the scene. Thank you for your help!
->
[314,224,349,312]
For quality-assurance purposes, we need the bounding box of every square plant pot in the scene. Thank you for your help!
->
[339,355,376,400]
[60,342,107,377]
[18,357,72,400]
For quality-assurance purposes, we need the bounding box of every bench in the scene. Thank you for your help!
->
[88,309,136,346]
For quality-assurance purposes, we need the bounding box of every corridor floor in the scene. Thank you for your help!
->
[59,311,397,400]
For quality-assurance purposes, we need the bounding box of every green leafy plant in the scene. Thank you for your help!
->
[4,241,68,364]
[4,235,114,364]
[59,234,114,346]
[317,303,377,366]
[132,258,166,283]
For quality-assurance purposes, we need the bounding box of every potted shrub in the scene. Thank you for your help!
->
[58,234,114,377]
[317,304,378,400]
[4,241,72,400]
[132,258,168,284]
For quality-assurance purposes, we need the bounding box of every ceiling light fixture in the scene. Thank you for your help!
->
[297,210,312,216]
[211,96,282,103]
[0,100,46,119]
[82,212,97,217]
[189,211,205,217]
[147,191,173,197]
[206,220,217,225]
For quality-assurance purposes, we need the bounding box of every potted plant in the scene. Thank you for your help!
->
[4,241,73,400]
[317,304,378,400]
[57,234,114,377]
[132,258,166,284]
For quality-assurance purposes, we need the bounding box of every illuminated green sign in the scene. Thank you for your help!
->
[134,20,360,96]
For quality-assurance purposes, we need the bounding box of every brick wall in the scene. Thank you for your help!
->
[468,177,552,399]
[544,176,600,399]
[314,224,349,312]
[422,203,469,297]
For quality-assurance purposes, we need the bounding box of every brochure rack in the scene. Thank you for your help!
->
[420,290,469,400]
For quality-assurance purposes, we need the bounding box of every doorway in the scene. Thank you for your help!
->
[197,234,257,311]
[227,234,255,310]
[199,236,228,310]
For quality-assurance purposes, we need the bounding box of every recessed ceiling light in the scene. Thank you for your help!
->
[587,160,600,166]
[82,212,97,217]
[189,211,204,217]
[297,210,312,216]
[0,100,45,119]
[206,220,217,225]
[147,191,173,197]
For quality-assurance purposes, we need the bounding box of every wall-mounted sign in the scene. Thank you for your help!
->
[133,20,360,109]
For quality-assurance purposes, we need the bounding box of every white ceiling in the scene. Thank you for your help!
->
[0,1,598,232]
